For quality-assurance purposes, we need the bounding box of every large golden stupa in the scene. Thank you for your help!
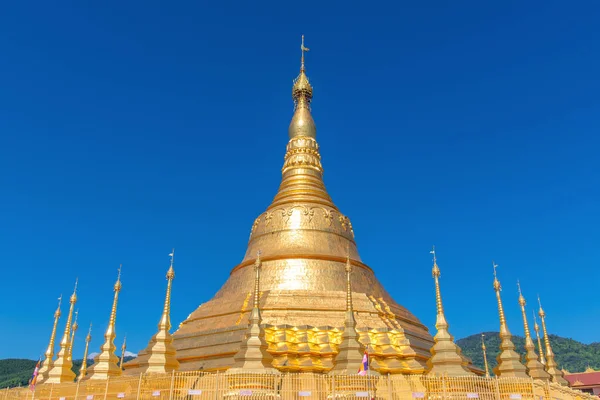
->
[141,38,435,374]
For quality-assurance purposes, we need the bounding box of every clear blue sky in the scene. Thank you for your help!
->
[1,1,599,360]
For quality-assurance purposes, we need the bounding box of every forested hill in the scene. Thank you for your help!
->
[457,332,600,373]
[0,358,133,389]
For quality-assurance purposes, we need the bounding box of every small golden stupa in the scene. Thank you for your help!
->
[141,36,434,374]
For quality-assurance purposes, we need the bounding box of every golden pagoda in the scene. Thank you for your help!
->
[86,268,123,380]
[426,248,473,376]
[46,281,78,384]
[78,323,92,381]
[538,297,569,385]
[37,295,62,384]
[229,252,276,373]
[330,255,365,374]
[137,36,434,374]
[491,263,528,378]
[516,282,550,381]
[124,252,179,374]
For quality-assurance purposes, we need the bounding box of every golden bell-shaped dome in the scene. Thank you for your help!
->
[167,37,434,374]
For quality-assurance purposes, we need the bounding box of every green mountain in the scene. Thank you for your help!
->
[0,358,133,389]
[457,332,600,374]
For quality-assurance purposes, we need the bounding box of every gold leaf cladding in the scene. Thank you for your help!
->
[235,292,252,325]
[250,206,354,239]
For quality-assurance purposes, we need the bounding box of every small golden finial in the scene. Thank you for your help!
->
[114,264,123,292]
[68,309,79,362]
[167,249,175,279]
[430,246,440,278]
[345,253,353,312]
[492,262,501,291]
[73,310,79,329]
[289,35,316,138]
[517,280,525,306]
[481,333,490,378]
[430,246,443,314]
[253,251,262,309]
[537,294,545,317]
[71,278,78,303]
[119,335,127,368]
[300,35,310,71]
[86,323,92,341]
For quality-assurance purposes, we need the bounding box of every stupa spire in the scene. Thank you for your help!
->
[491,263,527,377]
[332,253,364,373]
[426,247,473,376]
[231,251,274,370]
[67,310,79,362]
[532,312,546,365]
[538,297,568,385]
[481,334,490,378]
[86,267,123,379]
[516,282,550,381]
[132,250,180,373]
[37,295,62,384]
[78,323,92,381]
[267,35,336,212]
[47,280,78,383]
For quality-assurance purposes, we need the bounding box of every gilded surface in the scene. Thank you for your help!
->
[9,372,597,400]
[124,37,434,375]
[491,266,528,378]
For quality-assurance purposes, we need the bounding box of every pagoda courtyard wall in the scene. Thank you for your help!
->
[4,372,596,400]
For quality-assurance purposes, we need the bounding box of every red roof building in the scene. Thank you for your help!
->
[565,368,600,397]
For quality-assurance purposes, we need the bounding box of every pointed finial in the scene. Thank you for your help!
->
[70,278,78,303]
[115,265,123,292]
[72,310,79,331]
[55,295,62,318]
[430,247,444,315]
[167,249,175,279]
[492,262,501,291]
[517,280,525,306]
[289,36,315,138]
[537,294,545,317]
[86,323,92,342]
[300,35,309,72]
[430,246,440,278]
